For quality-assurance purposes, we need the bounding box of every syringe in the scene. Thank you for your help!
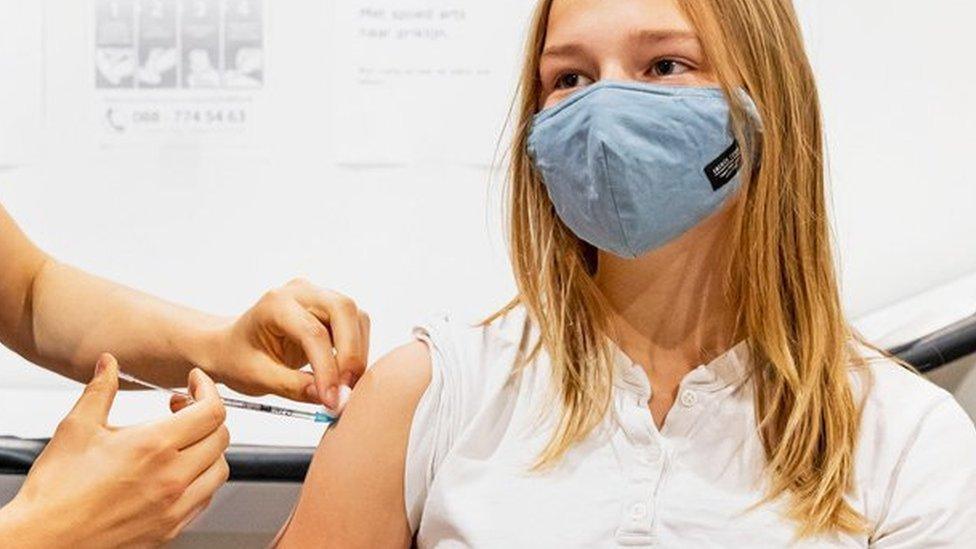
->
[117,371,337,424]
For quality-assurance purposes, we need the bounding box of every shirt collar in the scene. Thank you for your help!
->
[492,306,753,393]
[612,340,752,396]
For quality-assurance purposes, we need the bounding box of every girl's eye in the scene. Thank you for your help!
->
[650,59,691,77]
[554,72,594,90]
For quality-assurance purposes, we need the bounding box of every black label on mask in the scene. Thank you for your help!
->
[704,141,742,191]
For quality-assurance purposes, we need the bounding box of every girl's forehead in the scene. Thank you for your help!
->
[547,0,695,38]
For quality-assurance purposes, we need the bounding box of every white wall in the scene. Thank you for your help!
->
[0,0,974,398]
[796,0,976,315]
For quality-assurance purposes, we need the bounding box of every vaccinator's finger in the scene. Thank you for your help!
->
[252,362,319,404]
[270,301,340,407]
[175,424,231,486]
[169,457,230,534]
[290,285,367,384]
[144,369,226,449]
[170,393,192,413]
[67,353,120,426]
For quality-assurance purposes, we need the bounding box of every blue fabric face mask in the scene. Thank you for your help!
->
[527,81,761,258]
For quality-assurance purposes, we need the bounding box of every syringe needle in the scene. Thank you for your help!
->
[117,371,336,424]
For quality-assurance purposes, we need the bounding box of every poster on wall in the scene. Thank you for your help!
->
[331,1,535,167]
[94,0,266,148]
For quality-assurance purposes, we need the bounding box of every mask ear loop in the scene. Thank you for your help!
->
[733,88,764,132]
[731,88,764,180]
[724,88,763,304]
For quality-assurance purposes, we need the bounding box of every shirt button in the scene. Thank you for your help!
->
[680,390,698,407]
[631,503,648,520]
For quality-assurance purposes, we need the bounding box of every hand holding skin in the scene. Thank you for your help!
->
[0,355,230,548]
[2,205,368,412]
[202,278,370,411]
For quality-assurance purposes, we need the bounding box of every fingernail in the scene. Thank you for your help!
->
[94,355,108,378]
[338,386,352,411]
[325,386,339,408]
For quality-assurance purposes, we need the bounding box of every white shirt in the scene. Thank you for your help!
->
[404,308,976,548]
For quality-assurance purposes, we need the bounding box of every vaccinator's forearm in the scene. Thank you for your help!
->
[0,203,225,386]
[29,259,227,386]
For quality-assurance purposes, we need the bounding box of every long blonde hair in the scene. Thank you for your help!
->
[488,0,867,537]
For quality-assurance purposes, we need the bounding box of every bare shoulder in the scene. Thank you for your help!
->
[275,342,433,549]
[358,340,433,404]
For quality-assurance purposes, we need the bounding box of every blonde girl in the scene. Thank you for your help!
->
[276,0,976,546]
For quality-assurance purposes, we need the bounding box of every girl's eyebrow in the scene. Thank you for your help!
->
[540,42,587,59]
[541,29,700,59]
[627,29,700,44]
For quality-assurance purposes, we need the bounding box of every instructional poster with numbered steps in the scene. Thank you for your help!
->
[94,0,265,145]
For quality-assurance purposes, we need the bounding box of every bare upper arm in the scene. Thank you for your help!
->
[0,203,49,358]
[276,340,433,548]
